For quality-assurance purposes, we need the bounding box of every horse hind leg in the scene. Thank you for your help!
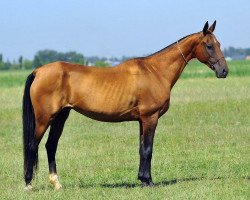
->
[24,113,51,191]
[45,108,70,190]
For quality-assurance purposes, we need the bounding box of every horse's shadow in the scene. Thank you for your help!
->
[78,176,223,189]
[33,176,248,191]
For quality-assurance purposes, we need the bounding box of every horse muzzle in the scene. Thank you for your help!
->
[215,67,228,78]
[209,58,229,78]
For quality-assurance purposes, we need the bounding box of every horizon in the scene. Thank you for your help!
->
[0,0,249,61]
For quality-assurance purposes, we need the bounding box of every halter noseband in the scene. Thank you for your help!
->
[207,56,225,71]
[177,40,188,64]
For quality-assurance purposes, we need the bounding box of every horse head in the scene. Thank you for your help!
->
[194,21,228,78]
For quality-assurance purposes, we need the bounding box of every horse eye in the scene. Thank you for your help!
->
[206,44,213,50]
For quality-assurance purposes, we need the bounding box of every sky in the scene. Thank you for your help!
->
[0,0,250,61]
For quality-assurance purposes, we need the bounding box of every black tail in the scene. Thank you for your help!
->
[22,73,38,182]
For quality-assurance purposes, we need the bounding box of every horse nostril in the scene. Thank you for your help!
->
[222,69,227,75]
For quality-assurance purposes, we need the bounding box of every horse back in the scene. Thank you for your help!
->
[31,60,170,122]
[32,61,142,121]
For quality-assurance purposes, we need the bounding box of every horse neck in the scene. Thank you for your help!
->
[146,33,201,88]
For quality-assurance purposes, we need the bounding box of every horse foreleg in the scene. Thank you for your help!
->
[138,114,158,186]
[45,108,70,190]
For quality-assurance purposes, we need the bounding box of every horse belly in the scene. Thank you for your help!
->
[72,83,138,122]
[73,99,137,122]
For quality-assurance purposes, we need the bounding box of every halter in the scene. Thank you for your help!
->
[207,56,225,71]
[177,40,188,64]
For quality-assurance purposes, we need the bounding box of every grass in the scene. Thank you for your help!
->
[182,60,250,78]
[0,61,249,199]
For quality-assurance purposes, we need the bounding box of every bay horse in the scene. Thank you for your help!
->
[23,21,228,191]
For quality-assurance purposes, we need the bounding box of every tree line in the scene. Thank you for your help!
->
[0,49,115,70]
[223,47,250,58]
[0,47,249,70]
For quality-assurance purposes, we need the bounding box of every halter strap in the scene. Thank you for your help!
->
[177,40,188,64]
[207,56,225,70]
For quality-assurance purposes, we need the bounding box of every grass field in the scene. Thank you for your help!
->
[0,61,249,199]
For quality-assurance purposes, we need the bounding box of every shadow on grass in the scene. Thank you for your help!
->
[23,176,248,191]
[77,176,223,189]
[154,176,223,187]
[100,182,138,188]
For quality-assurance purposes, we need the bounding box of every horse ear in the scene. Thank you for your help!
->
[203,21,209,35]
[208,20,216,32]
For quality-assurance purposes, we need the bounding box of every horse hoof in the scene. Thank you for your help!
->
[49,174,62,190]
[142,181,154,187]
[25,184,33,192]
[54,183,62,190]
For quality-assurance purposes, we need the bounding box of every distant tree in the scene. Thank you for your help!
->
[33,55,42,68]
[10,60,20,69]
[0,54,4,70]
[223,46,248,58]
[110,57,119,62]
[5,59,12,70]
[121,55,133,61]
[245,48,250,56]
[86,56,108,63]
[95,61,109,67]
[34,49,58,65]
[61,51,85,64]
[23,59,33,69]
[33,49,85,67]
[18,56,23,69]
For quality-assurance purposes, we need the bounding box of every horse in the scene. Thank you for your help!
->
[22,21,228,191]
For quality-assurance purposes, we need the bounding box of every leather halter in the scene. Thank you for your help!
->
[177,40,188,64]
[206,56,225,70]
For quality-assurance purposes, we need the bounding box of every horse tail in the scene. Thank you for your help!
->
[22,73,38,178]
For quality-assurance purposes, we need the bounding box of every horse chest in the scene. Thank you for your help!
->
[159,99,170,116]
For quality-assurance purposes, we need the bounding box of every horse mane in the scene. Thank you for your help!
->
[147,33,196,57]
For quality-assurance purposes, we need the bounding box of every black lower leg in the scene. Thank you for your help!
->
[46,141,59,174]
[46,108,70,174]
[137,116,158,186]
[138,137,153,186]
[46,128,61,174]
[25,140,39,185]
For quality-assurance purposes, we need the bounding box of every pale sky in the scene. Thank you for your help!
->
[0,0,249,60]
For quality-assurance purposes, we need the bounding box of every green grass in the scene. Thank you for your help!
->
[0,61,249,199]
[182,60,250,78]
[0,70,29,88]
